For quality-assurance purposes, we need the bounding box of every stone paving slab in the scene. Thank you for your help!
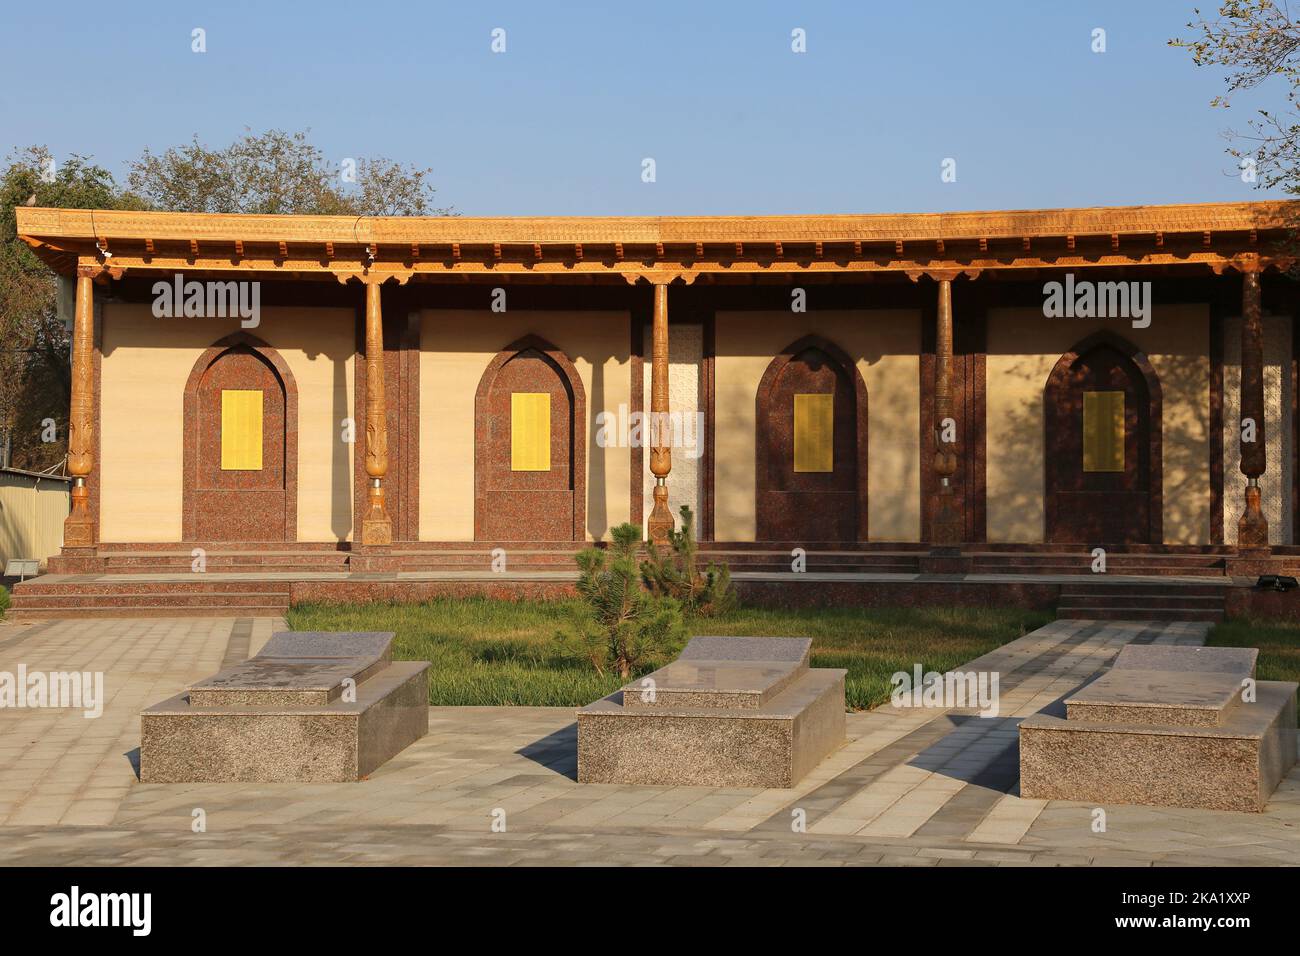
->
[0,614,1297,865]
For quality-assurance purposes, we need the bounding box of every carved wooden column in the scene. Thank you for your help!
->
[646,281,674,544]
[360,278,393,548]
[930,276,962,551]
[1237,268,1269,552]
[63,267,97,551]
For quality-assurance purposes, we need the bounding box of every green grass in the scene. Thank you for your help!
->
[1208,618,1300,724]
[0,585,9,618]
[287,598,1050,710]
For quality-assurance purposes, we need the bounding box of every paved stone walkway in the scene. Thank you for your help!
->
[0,615,1295,866]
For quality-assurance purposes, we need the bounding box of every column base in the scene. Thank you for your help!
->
[646,484,673,546]
[62,517,95,550]
[929,489,963,554]
[359,516,393,549]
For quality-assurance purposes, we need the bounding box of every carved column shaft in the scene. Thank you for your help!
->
[1237,269,1269,550]
[63,270,96,549]
[931,277,962,549]
[646,281,674,544]
[361,279,392,548]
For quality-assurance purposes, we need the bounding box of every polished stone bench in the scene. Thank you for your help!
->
[577,636,846,788]
[141,631,429,783]
[1020,645,1296,812]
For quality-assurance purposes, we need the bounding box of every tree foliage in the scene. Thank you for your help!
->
[0,130,450,470]
[0,147,142,471]
[1172,1,1300,194]
[641,505,737,617]
[556,523,684,680]
[126,128,449,216]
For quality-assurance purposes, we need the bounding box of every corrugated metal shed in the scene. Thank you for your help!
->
[0,467,71,568]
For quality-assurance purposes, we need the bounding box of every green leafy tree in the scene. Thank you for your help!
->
[127,128,450,216]
[1171,1,1300,194]
[557,523,684,679]
[2,130,451,470]
[0,146,142,471]
[641,505,737,617]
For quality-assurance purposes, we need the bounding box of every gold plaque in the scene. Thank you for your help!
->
[220,389,263,471]
[793,392,834,473]
[1082,390,1124,472]
[511,392,551,471]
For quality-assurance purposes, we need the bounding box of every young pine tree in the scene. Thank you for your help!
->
[558,523,683,679]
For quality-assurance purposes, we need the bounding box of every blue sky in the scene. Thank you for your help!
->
[0,0,1286,215]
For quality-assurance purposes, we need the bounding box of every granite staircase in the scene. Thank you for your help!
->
[1055,581,1228,622]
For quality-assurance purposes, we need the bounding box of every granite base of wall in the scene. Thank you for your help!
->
[734,579,1061,612]
[289,579,577,605]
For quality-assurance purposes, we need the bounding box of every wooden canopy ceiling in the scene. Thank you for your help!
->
[16,201,1300,285]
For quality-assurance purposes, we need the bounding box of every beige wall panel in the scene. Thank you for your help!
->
[418,310,631,542]
[713,310,921,542]
[99,305,355,542]
[985,305,1210,544]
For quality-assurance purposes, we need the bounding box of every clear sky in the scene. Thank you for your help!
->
[0,0,1286,216]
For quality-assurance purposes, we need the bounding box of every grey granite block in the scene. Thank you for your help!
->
[1021,681,1296,812]
[1066,669,1247,727]
[140,630,430,783]
[578,636,845,788]
[141,662,430,783]
[1110,644,1256,678]
[679,636,812,665]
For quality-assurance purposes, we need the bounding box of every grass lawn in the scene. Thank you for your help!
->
[288,598,1051,710]
[0,584,8,619]
[1208,618,1300,724]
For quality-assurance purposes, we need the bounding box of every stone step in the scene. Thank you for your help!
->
[7,604,290,621]
[708,561,921,574]
[1059,582,1229,597]
[1056,606,1225,622]
[13,591,289,609]
[973,563,1226,577]
[1056,593,1226,609]
[15,579,293,595]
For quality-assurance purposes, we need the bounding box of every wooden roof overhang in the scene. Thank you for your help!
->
[16,201,1300,286]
